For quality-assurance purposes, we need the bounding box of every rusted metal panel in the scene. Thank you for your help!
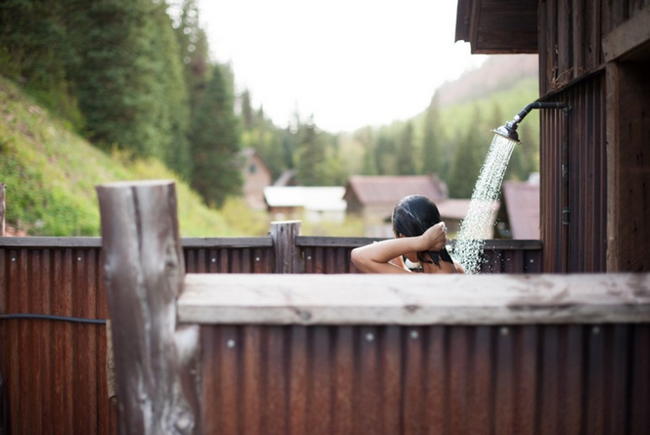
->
[0,237,542,434]
[0,247,117,435]
[199,324,650,434]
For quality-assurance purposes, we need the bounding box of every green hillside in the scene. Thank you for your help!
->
[0,76,234,237]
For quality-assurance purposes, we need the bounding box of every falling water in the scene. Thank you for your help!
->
[453,134,518,274]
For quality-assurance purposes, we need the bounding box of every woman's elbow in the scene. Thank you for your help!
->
[351,247,370,272]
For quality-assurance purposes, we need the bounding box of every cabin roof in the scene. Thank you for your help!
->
[455,0,538,54]
[264,186,347,212]
[503,180,540,239]
[344,175,448,206]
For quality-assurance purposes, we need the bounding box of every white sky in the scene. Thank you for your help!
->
[196,0,486,133]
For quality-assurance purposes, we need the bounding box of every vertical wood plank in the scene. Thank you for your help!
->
[270,221,302,273]
[96,181,200,435]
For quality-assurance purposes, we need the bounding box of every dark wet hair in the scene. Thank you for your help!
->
[391,195,454,267]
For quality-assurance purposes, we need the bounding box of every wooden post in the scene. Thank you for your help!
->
[0,182,5,236]
[270,220,303,273]
[96,180,200,435]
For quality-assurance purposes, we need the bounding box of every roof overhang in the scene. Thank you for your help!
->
[455,0,538,54]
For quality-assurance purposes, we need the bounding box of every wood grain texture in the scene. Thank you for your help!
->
[97,180,200,435]
[179,273,650,325]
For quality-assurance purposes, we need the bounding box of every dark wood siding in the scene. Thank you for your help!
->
[539,0,650,95]
[540,72,607,272]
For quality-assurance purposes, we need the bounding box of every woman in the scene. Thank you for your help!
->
[351,195,464,274]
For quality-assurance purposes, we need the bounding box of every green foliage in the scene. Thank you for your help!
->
[447,105,487,198]
[0,76,233,236]
[396,122,416,175]
[421,94,443,175]
[295,119,328,186]
[190,64,242,207]
[0,0,84,129]
[67,0,190,166]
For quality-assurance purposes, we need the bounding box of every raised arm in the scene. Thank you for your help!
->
[351,222,447,274]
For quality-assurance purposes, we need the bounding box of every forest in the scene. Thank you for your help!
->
[0,0,540,236]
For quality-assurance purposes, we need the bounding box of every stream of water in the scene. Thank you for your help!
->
[453,134,518,274]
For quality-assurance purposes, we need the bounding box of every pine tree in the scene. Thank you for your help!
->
[448,106,485,198]
[355,127,377,175]
[396,122,416,175]
[240,89,254,131]
[374,133,397,175]
[190,64,242,207]
[421,93,443,175]
[295,117,328,186]
[67,0,188,161]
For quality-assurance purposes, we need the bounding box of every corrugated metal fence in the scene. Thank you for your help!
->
[200,323,650,435]
[1,236,543,434]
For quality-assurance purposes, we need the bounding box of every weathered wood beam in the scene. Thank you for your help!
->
[179,273,650,325]
[603,4,650,62]
[96,180,200,435]
[270,220,303,273]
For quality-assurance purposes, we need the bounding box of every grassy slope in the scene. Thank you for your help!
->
[0,76,234,237]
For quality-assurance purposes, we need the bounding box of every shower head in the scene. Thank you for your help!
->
[492,101,569,144]
[492,120,520,143]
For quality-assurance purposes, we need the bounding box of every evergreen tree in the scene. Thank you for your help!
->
[67,0,188,161]
[355,127,377,175]
[448,106,485,198]
[190,64,242,207]
[151,1,191,179]
[374,132,397,175]
[296,117,328,186]
[176,0,209,116]
[396,122,416,175]
[0,0,81,125]
[421,93,443,175]
[240,89,254,131]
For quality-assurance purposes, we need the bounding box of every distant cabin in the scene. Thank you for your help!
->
[499,175,540,239]
[240,148,271,210]
[344,175,499,237]
[264,186,347,223]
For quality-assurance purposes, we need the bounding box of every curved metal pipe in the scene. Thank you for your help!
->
[493,101,569,143]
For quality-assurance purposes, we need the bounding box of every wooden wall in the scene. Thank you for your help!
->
[539,73,607,272]
[538,0,650,95]
[538,0,650,272]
